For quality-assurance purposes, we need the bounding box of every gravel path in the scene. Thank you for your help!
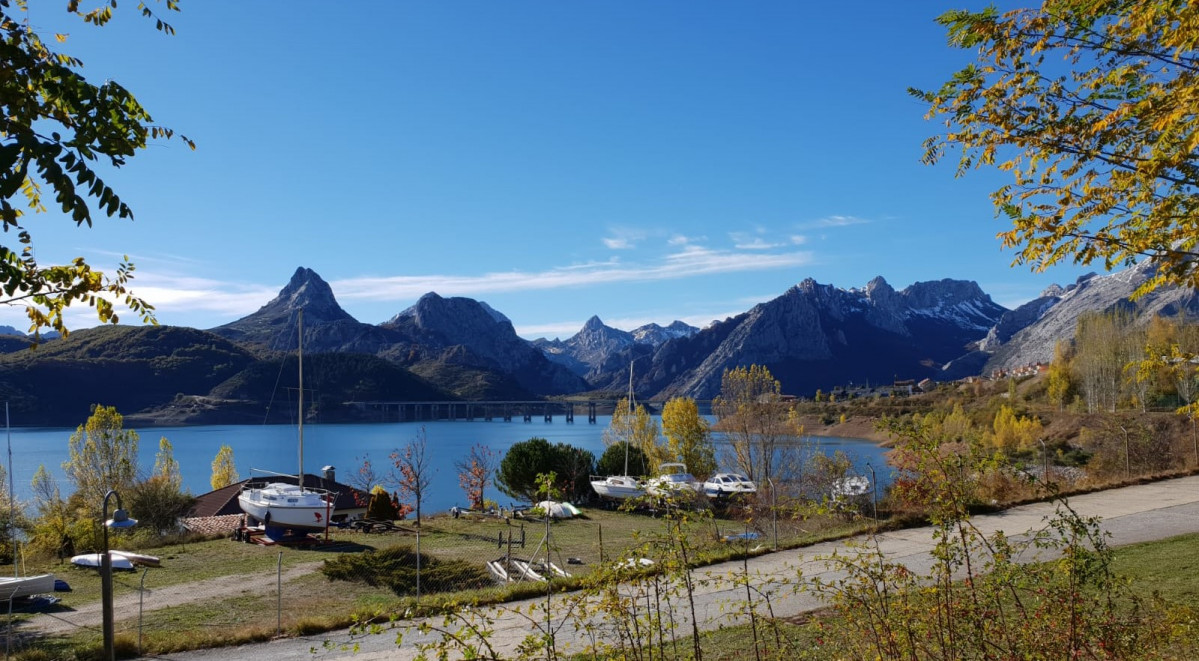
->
[25,561,325,635]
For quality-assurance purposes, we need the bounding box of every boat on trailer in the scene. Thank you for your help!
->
[238,309,336,532]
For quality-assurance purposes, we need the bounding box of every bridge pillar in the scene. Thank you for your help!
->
[523,406,532,422]
[565,404,574,423]
[588,401,597,424]
[503,405,512,422]
[544,404,552,423]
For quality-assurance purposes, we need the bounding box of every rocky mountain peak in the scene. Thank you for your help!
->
[392,292,513,334]
[269,267,351,321]
[582,315,606,332]
[1041,283,1065,298]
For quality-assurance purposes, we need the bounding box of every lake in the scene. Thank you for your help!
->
[2,419,891,515]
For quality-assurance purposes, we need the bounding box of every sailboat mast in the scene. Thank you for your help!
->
[298,309,304,493]
[624,363,633,476]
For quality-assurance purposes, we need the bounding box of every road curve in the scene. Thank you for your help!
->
[147,475,1199,661]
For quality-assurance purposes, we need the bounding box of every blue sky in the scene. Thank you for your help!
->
[9,1,1097,340]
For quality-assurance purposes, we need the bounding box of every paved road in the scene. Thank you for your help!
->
[147,476,1199,660]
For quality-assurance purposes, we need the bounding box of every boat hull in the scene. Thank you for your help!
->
[590,476,645,500]
[0,574,55,600]
[239,482,334,530]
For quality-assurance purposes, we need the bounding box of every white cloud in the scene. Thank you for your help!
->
[333,246,813,302]
[790,234,807,245]
[602,227,647,250]
[733,238,780,250]
[808,215,870,228]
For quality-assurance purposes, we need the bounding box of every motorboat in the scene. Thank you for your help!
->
[0,574,55,600]
[702,472,758,498]
[238,309,336,531]
[647,463,702,496]
[590,474,646,500]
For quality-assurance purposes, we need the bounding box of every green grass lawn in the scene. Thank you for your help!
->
[1,505,869,658]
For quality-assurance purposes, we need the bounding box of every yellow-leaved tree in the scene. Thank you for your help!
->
[990,404,1043,453]
[210,445,239,490]
[603,396,664,473]
[913,2,1199,296]
[712,364,802,484]
[62,404,139,516]
[660,397,717,480]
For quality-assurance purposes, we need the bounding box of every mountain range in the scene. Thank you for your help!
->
[1,263,1194,426]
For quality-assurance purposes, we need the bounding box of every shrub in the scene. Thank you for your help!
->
[321,544,492,596]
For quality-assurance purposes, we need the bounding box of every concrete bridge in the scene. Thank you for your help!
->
[346,399,711,423]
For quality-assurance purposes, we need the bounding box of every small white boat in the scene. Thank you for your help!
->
[832,475,871,498]
[703,472,758,498]
[0,574,55,600]
[71,554,134,570]
[647,463,702,497]
[111,550,161,568]
[590,475,646,500]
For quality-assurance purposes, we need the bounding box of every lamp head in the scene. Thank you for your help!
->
[105,508,137,530]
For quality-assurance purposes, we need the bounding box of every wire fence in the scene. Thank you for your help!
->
[0,497,874,657]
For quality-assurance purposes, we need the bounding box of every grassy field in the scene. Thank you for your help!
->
[2,504,869,658]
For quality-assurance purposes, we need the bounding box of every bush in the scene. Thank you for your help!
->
[596,441,648,477]
[321,544,492,596]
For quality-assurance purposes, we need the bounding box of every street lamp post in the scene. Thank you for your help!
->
[101,490,137,661]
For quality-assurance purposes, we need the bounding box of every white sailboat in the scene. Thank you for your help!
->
[590,364,647,500]
[238,310,336,530]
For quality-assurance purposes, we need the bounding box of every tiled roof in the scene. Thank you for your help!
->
[189,473,369,518]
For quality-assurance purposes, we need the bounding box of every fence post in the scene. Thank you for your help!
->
[416,527,421,601]
[138,567,150,655]
[598,522,604,564]
[276,551,283,636]
[767,478,778,551]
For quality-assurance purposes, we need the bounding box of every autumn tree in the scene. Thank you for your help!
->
[1046,341,1074,411]
[1074,311,1134,413]
[28,465,77,558]
[128,435,191,535]
[914,2,1199,296]
[349,454,383,508]
[455,444,499,511]
[660,397,717,480]
[210,444,238,490]
[603,396,663,472]
[391,427,434,525]
[0,1,194,335]
[63,404,139,515]
[989,405,1044,453]
[153,436,181,488]
[712,364,803,484]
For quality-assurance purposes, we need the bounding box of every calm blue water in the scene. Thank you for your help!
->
[2,419,890,515]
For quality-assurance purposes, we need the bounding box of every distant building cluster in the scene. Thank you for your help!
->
[988,363,1048,381]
